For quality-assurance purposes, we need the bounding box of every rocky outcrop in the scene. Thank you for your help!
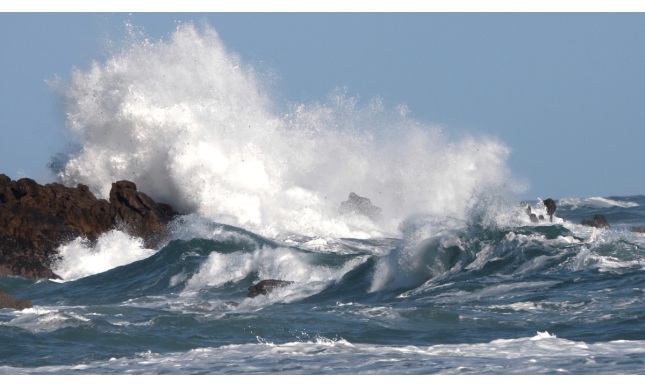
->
[0,175,178,280]
[247,280,294,298]
[632,227,645,233]
[339,192,382,221]
[543,198,557,222]
[0,289,33,310]
[581,215,610,229]
[522,199,558,223]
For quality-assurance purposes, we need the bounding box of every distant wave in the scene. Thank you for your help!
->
[558,197,639,210]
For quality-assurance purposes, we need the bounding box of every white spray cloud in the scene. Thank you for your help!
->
[55,22,515,240]
[52,230,156,281]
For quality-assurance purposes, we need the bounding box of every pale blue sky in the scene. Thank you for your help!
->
[1,13,644,200]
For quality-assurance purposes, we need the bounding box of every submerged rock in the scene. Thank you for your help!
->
[581,215,610,229]
[247,280,294,298]
[0,289,32,310]
[0,174,179,280]
[632,227,645,233]
[339,192,382,221]
[224,301,239,307]
[543,198,557,222]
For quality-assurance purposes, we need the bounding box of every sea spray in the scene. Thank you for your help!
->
[53,22,516,240]
[52,230,156,281]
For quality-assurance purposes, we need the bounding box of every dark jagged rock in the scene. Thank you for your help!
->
[0,289,33,310]
[0,174,179,280]
[632,227,645,233]
[108,181,179,248]
[247,280,294,298]
[339,192,382,221]
[525,204,532,216]
[543,198,557,222]
[529,214,539,223]
[581,215,610,229]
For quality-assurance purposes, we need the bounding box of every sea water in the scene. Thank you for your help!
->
[2,23,645,374]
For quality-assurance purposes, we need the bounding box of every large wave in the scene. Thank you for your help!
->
[52,22,517,240]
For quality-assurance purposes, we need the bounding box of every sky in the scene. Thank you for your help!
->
[1,12,644,200]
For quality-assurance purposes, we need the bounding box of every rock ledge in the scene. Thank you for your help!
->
[0,174,178,280]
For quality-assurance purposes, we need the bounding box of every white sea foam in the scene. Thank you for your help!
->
[412,281,561,303]
[52,22,516,240]
[180,246,368,306]
[1,308,90,333]
[3,333,645,374]
[568,247,645,273]
[52,230,156,281]
[559,197,639,210]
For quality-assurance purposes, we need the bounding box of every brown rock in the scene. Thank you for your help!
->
[542,198,557,222]
[529,214,539,223]
[632,227,645,233]
[0,174,179,280]
[581,215,610,229]
[247,280,294,298]
[538,215,545,220]
[0,289,33,310]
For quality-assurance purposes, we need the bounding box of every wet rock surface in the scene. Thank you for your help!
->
[582,214,611,229]
[0,288,33,310]
[339,192,382,221]
[247,280,294,298]
[543,198,557,222]
[0,174,178,280]
[523,199,558,223]
[632,227,645,233]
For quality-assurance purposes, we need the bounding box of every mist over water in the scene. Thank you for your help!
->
[52,22,516,240]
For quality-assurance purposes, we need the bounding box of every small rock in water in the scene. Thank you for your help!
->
[0,289,32,310]
[581,215,610,229]
[525,204,532,216]
[632,227,645,233]
[538,215,545,220]
[529,214,539,223]
[543,198,557,222]
[339,192,382,221]
[247,280,294,298]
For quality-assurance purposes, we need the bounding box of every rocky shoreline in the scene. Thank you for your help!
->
[3,180,645,310]
[0,175,178,281]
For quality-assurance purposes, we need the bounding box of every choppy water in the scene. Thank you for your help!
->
[3,22,645,374]
[2,196,645,374]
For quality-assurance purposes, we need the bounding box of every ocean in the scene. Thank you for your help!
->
[2,23,645,375]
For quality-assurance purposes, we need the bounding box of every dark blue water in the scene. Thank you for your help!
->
[2,196,645,374]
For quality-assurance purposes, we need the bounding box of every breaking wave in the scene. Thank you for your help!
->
[51,22,517,240]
